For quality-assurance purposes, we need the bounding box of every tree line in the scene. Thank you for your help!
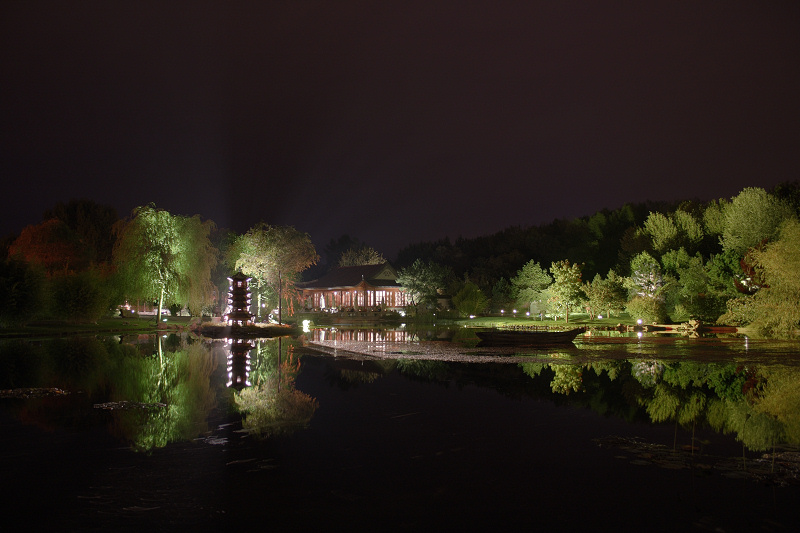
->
[0,202,317,326]
[393,183,800,336]
[2,182,799,336]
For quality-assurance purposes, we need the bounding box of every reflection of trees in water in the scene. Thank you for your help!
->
[520,357,800,451]
[109,339,218,452]
[396,359,450,382]
[233,340,318,437]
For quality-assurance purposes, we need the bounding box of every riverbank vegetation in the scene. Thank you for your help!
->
[2,183,799,337]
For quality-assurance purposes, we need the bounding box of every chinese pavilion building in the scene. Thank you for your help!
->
[296,263,407,312]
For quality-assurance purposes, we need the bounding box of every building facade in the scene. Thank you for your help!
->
[297,263,407,312]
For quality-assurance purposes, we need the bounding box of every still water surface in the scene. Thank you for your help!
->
[2,328,799,532]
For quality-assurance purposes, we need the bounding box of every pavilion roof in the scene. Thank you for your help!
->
[297,263,401,290]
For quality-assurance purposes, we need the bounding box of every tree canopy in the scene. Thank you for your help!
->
[112,205,218,322]
[230,223,318,323]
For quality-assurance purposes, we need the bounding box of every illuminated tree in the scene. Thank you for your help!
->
[545,260,583,323]
[643,212,678,254]
[338,245,386,267]
[583,270,626,319]
[724,218,800,336]
[112,205,218,323]
[231,223,318,324]
[625,251,664,299]
[511,260,551,312]
[396,259,449,308]
[721,187,793,257]
[451,280,488,316]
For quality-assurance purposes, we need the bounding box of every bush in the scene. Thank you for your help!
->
[49,269,112,322]
[626,296,669,324]
[0,258,46,326]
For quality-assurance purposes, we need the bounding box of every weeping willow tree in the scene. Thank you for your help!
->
[102,340,218,452]
[112,205,218,321]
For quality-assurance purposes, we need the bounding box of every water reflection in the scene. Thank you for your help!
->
[303,326,800,453]
[1,329,798,456]
[230,337,318,437]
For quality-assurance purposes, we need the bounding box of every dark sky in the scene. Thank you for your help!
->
[2,1,799,259]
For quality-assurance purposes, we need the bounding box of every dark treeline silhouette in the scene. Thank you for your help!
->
[395,199,680,283]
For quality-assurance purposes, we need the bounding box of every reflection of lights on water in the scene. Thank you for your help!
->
[637,331,643,338]
[745,336,749,351]
[302,319,311,333]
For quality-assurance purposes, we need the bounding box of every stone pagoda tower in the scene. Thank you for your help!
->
[224,271,253,326]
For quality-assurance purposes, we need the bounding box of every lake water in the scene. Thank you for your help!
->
[2,327,800,532]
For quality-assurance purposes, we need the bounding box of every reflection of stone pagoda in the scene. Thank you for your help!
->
[227,338,253,389]
[224,271,253,326]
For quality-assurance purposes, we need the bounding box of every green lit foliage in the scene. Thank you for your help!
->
[338,245,385,267]
[396,258,450,308]
[723,218,800,336]
[104,341,218,452]
[234,346,317,437]
[230,223,318,322]
[626,296,669,324]
[545,260,584,323]
[721,187,793,257]
[550,364,583,394]
[702,198,729,238]
[113,205,218,321]
[0,258,46,326]
[236,386,318,437]
[582,270,627,319]
[625,251,664,299]
[752,367,800,445]
[511,260,551,312]
[643,212,678,254]
[451,280,488,316]
[660,249,725,321]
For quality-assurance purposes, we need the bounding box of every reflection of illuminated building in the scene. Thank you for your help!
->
[310,328,409,342]
[227,338,254,389]
[225,271,253,326]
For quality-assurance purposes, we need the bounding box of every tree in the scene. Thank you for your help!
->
[511,260,551,313]
[338,245,385,267]
[8,218,92,275]
[583,270,627,319]
[724,218,800,337]
[491,277,514,312]
[0,258,46,326]
[452,281,488,317]
[231,224,318,324]
[625,252,664,299]
[545,260,584,323]
[396,259,449,308]
[721,187,793,257]
[42,199,119,263]
[112,205,218,323]
[643,212,678,254]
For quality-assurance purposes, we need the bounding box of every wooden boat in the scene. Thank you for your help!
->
[475,327,585,346]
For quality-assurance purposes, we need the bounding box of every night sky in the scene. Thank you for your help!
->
[2,1,799,259]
